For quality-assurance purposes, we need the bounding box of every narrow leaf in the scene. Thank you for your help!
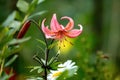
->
[2,11,17,27]
[30,66,42,72]
[37,46,45,54]
[5,55,18,67]
[8,37,31,45]
[28,11,46,19]
[36,39,46,46]
[9,20,21,30]
[37,68,43,73]
[28,0,38,13]
[38,0,45,4]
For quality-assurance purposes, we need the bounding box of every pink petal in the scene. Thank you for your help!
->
[42,19,55,37]
[61,16,74,31]
[65,24,83,38]
[50,14,62,32]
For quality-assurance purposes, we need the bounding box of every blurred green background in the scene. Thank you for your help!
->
[0,0,120,80]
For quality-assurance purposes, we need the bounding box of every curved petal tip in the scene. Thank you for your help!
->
[61,16,74,31]
[78,24,83,31]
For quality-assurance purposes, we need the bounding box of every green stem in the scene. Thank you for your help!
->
[30,19,49,80]
[44,40,54,80]
[44,48,49,80]
[0,59,4,77]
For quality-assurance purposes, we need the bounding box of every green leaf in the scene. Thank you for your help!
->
[8,20,21,36]
[41,58,45,64]
[48,53,60,66]
[49,62,61,70]
[28,0,44,14]
[38,68,43,73]
[8,20,21,35]
[8,37,31,45]
[0,44,20,59]
[2,11,17,27]
[28,0,38,13]
[5,55,18,67]
[6,46,20,58]
[37,46,45,54]
[38,0,45,4]
[17,0,29,13]
[9,20,21,30]
[36,39,46,46]
[0,45,8,58]
[28,11,46,19]
[30,66,42,73]
[0,27,9,43]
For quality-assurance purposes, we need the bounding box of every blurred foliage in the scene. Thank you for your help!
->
[0,0,45,79]
[0,18,30,79]
[0,0,120,80]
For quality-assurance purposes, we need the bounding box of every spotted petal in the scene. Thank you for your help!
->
[50,14,62,32]
[61,16,74,31]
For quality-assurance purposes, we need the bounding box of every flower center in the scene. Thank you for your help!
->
[52,71,62,78]
[54,30,66,40]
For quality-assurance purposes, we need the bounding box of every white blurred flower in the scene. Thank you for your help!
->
[47,60,78,80]
[47,70,62,80]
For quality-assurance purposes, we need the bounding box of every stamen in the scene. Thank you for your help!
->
[62,39,65,47]
[58,40,61,50]
[58,46,61,50]
[64,38,73,45]
[57,37,73,52]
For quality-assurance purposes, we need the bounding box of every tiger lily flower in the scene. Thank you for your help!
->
[41,13,83,40]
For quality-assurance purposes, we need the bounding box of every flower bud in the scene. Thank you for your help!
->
[17,20,31,39]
